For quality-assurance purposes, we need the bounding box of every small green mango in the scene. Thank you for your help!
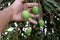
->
[22,10,30,19]
[25,27,32,35]
[32,6,38,14]
[39,20,44,26]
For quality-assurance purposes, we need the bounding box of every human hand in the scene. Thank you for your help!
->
[10,0,39,24]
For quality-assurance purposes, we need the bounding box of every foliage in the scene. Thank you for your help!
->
[0,0,60,40]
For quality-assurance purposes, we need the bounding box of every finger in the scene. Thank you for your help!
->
[27,9,39,18]
[29,18,37,24]
[30,14,39,18]
[27,8,31,12]
[15,0,25,3]
[26,3,38,7]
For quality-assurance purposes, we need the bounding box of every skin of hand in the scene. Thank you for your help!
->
[10,0,39,24]
[0,0,39,34]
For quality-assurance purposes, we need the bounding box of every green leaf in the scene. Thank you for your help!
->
[0,0,3,3]
[46,0,60,9]
[42,1,52,11]
[43,0,59,15]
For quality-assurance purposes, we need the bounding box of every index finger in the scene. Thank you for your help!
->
[15,0,25,2]
[27,3,38,7]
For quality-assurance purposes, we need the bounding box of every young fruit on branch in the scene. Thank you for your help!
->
[22,10,30,20]
[39,20,45,26]
[25,27,32,35]
[32,6,39,14]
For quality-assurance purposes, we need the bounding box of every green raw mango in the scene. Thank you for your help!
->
[22,10,30,19]
[32,6,39,14]
[39,20,45,26]
[25,27,32,35]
